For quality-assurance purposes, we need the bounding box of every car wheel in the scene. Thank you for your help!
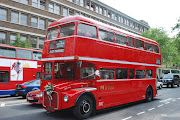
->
[145,86,153,102]
[22,95,26,99]
[177,84,179,87]
[73,95,94,120]
[159,85,162,89]
[171,84,174,88]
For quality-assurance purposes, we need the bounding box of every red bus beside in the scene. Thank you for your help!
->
[0,44,42,96]
[40,16,161,119]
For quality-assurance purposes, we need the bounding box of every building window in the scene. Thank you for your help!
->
[63,7,68,17]
[21,35,27,41]
[99,7,102,14]
[115,15,117,21]
[10,34,16,44]
[0,8,7,21]
[39,18,45,29]
[104,9,107,16]
[86,0,90,9]
[67,0,73,2]
[32,0,38,8]
[55,4,60,15]
[76,11,80,15]
[40,0,46,10]
[30,37,37,48]
[49,2,54,13]
[20,13,27,25]
[96,5,99,13]
[121,17,124,23]
[0,32,6,44]
[39,38,44,49]
[107,11,111,18]
[90,2,94,11]
[76,0,80,5]
[11,11,19,24]
[69,9,74,16]
[31,16,38,27]
[80,0,84,7]
[48,21,53,26]
[13,0,28,5]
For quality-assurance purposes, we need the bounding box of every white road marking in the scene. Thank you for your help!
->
[137,111,145,115]
[177,98,180,99]
[148,108,155,111]
[0,103,5,107]
[157,104,164,107]
[161,114,167,117]
[165,102,170,104]
[0,103,29,107]
[121,116,133,120]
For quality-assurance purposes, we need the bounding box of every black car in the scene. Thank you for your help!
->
[160,74,180,88]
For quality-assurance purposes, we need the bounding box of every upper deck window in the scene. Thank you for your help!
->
[145,43,152,51]
[17,49,32,60]
[99,29,114,42]
[153,45,159,53]
[115,34,127,45]
[128,37,134,47]
[77,23,97,38]
[135,39,143,49]
[33,51,42,60]
[0,47,16,58]
[59,23,75,38]
[100,68,115,79]
[47,27,59,40]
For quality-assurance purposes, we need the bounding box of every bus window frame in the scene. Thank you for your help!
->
[0,71,9,83]
[77,22,98,39]
[46,26,60,41]
[59,22,75,38]
[98,28,115,43]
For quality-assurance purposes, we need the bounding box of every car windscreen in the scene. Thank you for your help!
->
[22,80,36,85]
[163,74,173,79]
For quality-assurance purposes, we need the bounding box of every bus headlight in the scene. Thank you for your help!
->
[39,91,43,98]
[64,95,69,102]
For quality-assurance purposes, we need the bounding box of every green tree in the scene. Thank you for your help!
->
[172,17,180,38]
[11,34,32,49]
[142,28,179,66]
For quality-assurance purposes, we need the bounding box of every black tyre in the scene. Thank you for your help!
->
[177,84,179,87]
[171,84,174,88]
[22,95,26,99]
[145,86,153,102]
[73,95,93,120]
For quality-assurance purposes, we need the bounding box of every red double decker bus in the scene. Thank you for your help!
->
[0,44,42,96]
[40,16,161,119]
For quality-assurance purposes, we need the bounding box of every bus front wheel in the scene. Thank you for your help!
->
[145,86,153,102]
[73,95,93,120]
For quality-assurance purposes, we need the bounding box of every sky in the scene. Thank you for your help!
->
[98,0,180,37]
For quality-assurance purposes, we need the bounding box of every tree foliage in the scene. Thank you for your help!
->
[11,34,32,49]
[142,28,180,67]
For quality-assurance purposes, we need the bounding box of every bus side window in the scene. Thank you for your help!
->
[129,69,134,79]
[0,71,9,83]
[146,70,153,78]
[135,39,143,49]
[153,45,159,53]
[99,29,114,42]
[136,70,145,78]
[145,43,152,52]
[100,68,115,79]
[115,34,127,45]
[77,23,97,38]
[128,37,134,47]
[116,68,128,79]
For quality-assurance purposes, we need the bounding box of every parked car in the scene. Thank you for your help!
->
[157,81,163,89]
[15,79,40,98]
[160,74,180,88]
[26,89,41,104]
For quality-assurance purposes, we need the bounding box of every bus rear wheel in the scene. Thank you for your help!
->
[145,86,153,102]
[73,95,93,120]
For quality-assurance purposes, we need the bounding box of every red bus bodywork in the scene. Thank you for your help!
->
[0,44,42,96]
[40,16,161,117]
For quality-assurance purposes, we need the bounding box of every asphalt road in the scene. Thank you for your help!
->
[0,86,180,120]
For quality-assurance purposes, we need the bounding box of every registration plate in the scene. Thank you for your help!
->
[17,87,21,89]
[27,97,34,100]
